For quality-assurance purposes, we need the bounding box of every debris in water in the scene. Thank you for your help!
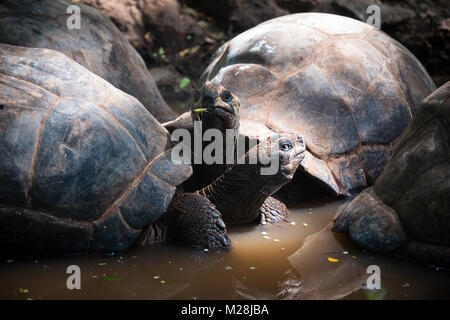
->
[43,265,52,271]
[100,276,118,281]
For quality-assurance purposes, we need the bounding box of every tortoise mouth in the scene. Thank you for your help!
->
[205,104,235,115]
[193,102,235,115]
[280,149,306,179]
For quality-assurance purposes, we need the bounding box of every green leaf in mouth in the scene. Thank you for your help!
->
[193,108,208,113]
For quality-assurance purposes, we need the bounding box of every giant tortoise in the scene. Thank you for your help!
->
[189,13,436,201]
[333,81,450,267]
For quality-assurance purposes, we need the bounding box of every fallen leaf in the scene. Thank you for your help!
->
[179,77,191,89]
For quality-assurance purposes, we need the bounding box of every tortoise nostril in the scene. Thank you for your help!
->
[202,94,215,108]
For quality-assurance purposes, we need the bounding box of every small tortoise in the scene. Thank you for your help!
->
[0,0,176,122]
[333,81,450,267]
[0,44,305,257]
[191,13,436,201]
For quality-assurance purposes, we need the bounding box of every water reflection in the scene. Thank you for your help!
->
[1,198,449,300]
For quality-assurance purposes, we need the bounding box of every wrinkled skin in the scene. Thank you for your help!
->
[200,132,306,225]
[165,81,302,225]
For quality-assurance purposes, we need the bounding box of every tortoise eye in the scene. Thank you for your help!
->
[279,141,293,152]
[220,90,232,102]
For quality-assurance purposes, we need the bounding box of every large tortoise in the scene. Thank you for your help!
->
[333,81,450,267]
[191,13,436,200]
[0,44,305,257]
[0,0,176,122]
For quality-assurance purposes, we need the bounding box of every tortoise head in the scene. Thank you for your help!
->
[191,81,240,132]
[251,133,306,183]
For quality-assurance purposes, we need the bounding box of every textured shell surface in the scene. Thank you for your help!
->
[373,82,450,245]
[199,13,436,191]
[0,44,191,254]
[0,0,176,122]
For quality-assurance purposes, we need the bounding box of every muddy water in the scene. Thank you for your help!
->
[1,199,450,300]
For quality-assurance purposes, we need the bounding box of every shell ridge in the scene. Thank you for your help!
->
[99,148,173,219]
[26,97,62,207]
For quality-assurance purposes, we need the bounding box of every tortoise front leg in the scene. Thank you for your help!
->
[167,192,230,249]
[259,196,289,224]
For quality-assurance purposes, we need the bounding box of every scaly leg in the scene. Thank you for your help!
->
[259,196,289,224]
[167,192,230,249]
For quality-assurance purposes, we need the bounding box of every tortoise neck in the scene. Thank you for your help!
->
[199,163,280,225]
[187,120,240,191]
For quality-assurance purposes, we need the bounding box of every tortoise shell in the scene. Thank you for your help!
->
[0,44,191,256]
[0,0,176,122]
[197,13,436,195]
[373,81,450,246]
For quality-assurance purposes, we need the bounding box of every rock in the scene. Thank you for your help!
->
[80,0,146,51]
[149,66,195,114]
[81,0,205,61]
[188,0,289,34]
